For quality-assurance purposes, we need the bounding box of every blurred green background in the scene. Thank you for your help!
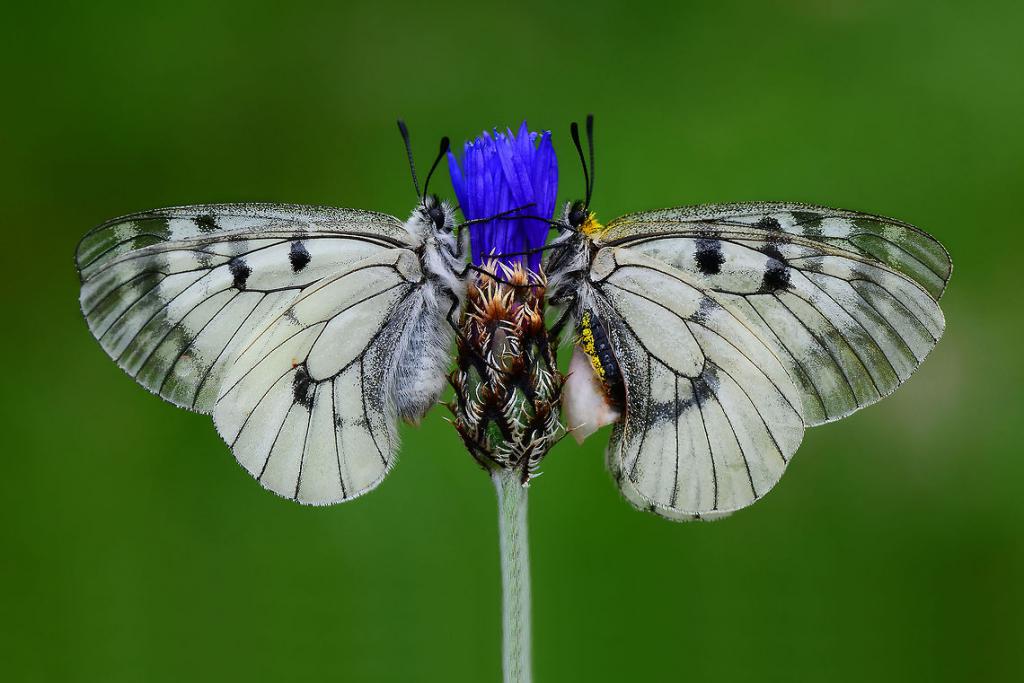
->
[2,0,1022,680]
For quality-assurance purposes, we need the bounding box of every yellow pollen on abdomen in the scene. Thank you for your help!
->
[578,311,607,382]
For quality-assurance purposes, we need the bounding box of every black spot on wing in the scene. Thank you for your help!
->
[228,257,251,290]
[289,240,311,272]
[335,413,354,430]
[757,243,792,292]
[195,250,214,269]
[693,366,718,402]
[694,239,725,275]
[761,261,791,293]
[293,365,314,410]
[790,210,823,229]
[760,243,785,261]
[648,398,683,424]
[647,364,719,424]
[691,296,720,325]
[755,216,782,231]
[194,214,218,232]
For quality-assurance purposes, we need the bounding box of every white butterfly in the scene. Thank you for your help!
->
[77,130,467,505]
[547,117,951,520]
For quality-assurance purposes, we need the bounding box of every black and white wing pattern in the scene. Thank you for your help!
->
[588,248,806,520]
[587,202,950,519]
[601,202,950,425]
[78,204,446,504]
[212,248,430,504]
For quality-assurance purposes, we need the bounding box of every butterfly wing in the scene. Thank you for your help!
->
[602,202,951,299]
[600,202,949,425]
[588,248,806,519]
[575,202,948,519]
[212,248,431,504]
[78,204,448,505]
[77,203,413,413]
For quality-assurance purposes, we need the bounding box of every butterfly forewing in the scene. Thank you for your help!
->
[602,202,951,300]
[599,203,947,426]
[77,204,414,413]
[76,203,411,276]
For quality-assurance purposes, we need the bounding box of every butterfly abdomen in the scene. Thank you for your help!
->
[392,284,457,423]
[579,309,625,409]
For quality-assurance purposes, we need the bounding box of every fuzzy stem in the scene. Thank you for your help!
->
[493,468,532,683]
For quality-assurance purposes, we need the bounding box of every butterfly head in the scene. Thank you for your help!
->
[562,199,603,238]
[419,193,456,234]
[568,199,589,229]
[411,194,461,261]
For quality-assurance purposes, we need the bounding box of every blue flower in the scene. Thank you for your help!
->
[447,121,558,271]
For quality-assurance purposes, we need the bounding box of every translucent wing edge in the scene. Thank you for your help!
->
[75,203,409,280]
[602,201,952,299]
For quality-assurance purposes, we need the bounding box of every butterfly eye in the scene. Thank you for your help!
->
[428,205,449,232]
[568,201,588,228]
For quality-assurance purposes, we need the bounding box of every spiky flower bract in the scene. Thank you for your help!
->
[448,262,562,482]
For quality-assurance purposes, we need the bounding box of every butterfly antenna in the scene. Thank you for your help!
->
[456,203,539,230]
[421,136,451,203]
[570,120,592,210]
[585,113,595,203]
[397,119,421,197]
[495,241,574,259]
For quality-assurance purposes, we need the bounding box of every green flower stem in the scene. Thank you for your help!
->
[493,468,532,683]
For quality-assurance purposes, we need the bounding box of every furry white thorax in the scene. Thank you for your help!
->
[390,199,466,422]
[404,199,466,302]
[545,202,597,346]
[546,203,592,299]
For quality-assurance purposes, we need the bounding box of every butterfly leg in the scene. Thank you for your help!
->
[440,286,511,376]
[548,299,576,341]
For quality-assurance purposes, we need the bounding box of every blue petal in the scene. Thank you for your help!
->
[446,121,558,269]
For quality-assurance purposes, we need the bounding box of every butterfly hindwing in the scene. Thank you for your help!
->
[212,249,430,505]
[589,248,805,519]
